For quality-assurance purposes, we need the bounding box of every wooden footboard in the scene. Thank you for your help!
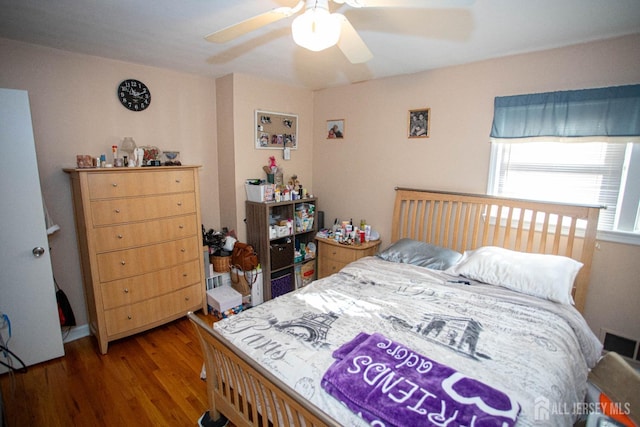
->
[188,312,341,427]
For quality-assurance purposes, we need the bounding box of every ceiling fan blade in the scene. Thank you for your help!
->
[336,14,373,64]
[205,1,304,43]
[338,0,474,8]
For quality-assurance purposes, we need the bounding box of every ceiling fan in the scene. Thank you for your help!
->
[205,0,474,64]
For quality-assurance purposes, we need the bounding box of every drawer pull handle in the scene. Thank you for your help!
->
[177,201,183,206]
[185,296,190,301]
[181,248,186,253]
[121,260,126,265]
[175,179,181,183]
[183,273,188,277]
[332,251,337,255]
[123,288,129,293]
[179,224,184,229]
[112,183,118,187]
[115,209,120,214]
[117,234,123,239]
[127,315,132,320]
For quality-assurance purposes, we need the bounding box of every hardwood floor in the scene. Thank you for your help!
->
[0,311,217,427]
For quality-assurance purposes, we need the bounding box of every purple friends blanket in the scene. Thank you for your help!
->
[321,332,521,427]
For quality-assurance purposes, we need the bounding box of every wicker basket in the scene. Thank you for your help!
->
[211,255,231,273]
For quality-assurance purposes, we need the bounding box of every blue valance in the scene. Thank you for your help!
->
[490,84,640,140]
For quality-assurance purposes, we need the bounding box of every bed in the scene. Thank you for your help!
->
[189,188,602,427]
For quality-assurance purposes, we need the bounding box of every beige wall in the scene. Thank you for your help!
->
[312,33,640,342]
[216,73,314,242]
[0,38,219,326]
[2,33,639,345]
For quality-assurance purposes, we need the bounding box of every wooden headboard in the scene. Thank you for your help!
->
[391,188,601,313]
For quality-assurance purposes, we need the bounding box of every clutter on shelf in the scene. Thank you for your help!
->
[245,156,312,203]
[202,226,237,272]
[316,218,379,246]
[74,137,182,168]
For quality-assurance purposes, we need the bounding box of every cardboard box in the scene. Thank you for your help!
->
[206,286,242,313]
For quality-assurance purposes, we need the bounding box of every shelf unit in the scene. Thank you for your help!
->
[246,198,317,301]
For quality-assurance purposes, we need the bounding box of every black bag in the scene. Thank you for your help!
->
[231,242,258,271]
[56,288,76,327]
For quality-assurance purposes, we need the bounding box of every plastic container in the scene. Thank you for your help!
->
[245,183,275,202]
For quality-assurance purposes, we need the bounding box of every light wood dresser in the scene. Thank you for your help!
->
[64,166,206,353]
[316,237,381,279]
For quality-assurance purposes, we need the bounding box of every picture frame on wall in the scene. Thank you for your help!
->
[408,108,430,138]
[327,119,345,139]
[255,109,298,149]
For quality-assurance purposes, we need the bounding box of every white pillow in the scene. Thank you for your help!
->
[445,246,583,305]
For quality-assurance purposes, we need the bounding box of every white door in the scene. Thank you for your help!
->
[0,88,64,373]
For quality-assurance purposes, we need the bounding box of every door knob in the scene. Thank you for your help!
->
[32,247,46,257]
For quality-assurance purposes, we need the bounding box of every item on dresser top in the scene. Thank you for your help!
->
[133,148,144,166]
[120,137,136,161]
[162,150,181,166]
[76,154,93,168]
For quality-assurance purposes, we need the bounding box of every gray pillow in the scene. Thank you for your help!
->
[377,238,462,270]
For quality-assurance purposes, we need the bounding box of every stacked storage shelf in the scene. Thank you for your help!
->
[245,198,317,301]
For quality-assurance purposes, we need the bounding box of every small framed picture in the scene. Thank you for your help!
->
[408,108,430,138]
[327,119,345,139]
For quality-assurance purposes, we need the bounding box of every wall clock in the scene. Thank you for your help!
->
[117,79,151,111]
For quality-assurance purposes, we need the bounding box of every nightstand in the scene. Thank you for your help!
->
[317,237,381,279]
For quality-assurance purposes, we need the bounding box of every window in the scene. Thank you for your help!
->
[488,140,640,244]
[488,84,640,245]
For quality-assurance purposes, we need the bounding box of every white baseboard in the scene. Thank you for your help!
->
[62,324,90,343]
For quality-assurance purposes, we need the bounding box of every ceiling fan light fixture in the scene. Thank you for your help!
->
[292,6,342,52]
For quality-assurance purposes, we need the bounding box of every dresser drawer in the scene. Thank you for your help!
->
[104,283,202,336]
[87,170,195,199]
[93,214,198,252]
[320,242,359,263]
[100,259,201,309]
[318,258,349,278]
[316,238,381,279]
[97,236,200,282]
[91,192,196,226]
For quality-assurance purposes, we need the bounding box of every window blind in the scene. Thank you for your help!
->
[490,141,626,231]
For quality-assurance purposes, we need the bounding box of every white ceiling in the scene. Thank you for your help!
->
[1,0,639,90]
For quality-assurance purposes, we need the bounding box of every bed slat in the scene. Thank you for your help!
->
[392,188,600,313]
[189,313,342,427]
